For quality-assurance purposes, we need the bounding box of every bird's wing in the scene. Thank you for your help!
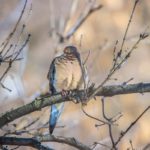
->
[48,56,64,134]
[47,58,57,94]
[76,52,89,90]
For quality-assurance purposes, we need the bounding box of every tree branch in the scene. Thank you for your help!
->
[0,137,53,150]
[0,0,28,53]
[97,82,150,96]
[0,82,150,128]
[0,135,92,150]
[64,4,103,40]
[114,105,150,146]
[37,134,92,150]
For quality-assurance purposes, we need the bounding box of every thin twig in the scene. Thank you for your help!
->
[88,0,144,100]
[115,106,150,146]
[81,106,108,126]
[101,98,117,150]
[120,0,140,54]
[64,3,103,40]
[89,31,149,100]
[83,50,90,65]
[91,141,111,149]
[0,0,28,53]
[3,117,40,137]
[0,34,30,82]
[143,143,150,150]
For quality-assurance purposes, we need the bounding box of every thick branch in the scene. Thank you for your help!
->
[37,134,92,150]
[98,82,150,96]
[0,137,53,150]
[0,135,91,150]
[0,82,150,128]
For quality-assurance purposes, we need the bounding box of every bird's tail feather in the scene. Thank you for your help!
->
[49,103,64,134]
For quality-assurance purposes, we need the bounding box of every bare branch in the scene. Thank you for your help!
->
[101,98,117,150]
[89,31,149,100]
[98,82,150,96]
[81,106,107,126]
[64,3,103,40]
[0,0,30,90]
[0,0,28,53]
[0,137,53,150]
[115,106,150,146]
[88,0,146,100]
[37,134,92,150]
[0,82,150,128]
[0,135,91,150]
[120,0,140,53]
[143,143,150,150]
[0,34,30,83]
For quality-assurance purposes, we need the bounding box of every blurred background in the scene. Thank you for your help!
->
[0,0,150,149]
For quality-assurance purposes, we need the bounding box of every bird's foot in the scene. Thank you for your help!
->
[73,89,88,105]
[61,89,88,105]
[61,90,72,97]
[72,97,87,105]
[61,90,79,104]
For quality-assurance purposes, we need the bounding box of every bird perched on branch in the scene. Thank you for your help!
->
[47,45,88,134]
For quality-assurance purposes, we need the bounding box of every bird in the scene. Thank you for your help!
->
[47,45,88,134]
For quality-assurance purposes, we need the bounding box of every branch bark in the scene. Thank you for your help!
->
[0,82,150,128]
[0,135,92,150]
[0,137,53,150]
[37,134,92,150]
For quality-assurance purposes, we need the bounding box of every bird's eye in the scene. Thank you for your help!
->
[64,48,70,53]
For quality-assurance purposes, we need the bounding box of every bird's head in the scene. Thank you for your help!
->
[63,46,80,59]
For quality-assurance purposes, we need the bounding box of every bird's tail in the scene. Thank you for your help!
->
[49,103,64,134]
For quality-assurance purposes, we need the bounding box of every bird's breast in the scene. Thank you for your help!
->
[54,58,82,91]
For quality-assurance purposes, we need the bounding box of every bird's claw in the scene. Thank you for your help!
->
[61,89,88,105]
[61,90,72,97]
[74,92,88,105]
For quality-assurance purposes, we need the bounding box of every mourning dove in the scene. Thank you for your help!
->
[47,45,88,134]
